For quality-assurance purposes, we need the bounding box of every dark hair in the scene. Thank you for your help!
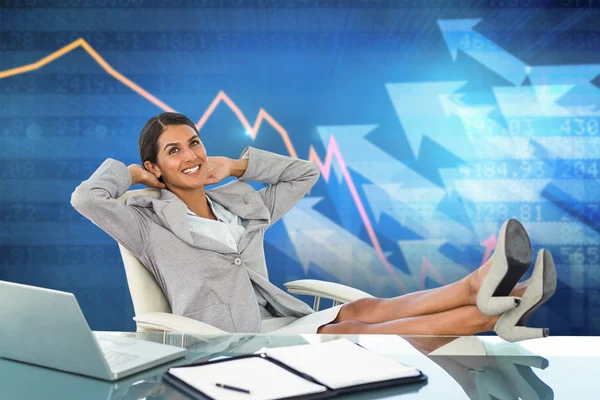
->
[138,112,199,182]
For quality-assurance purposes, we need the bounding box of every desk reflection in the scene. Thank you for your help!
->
[1,334,557,400]
[406,337,554,400]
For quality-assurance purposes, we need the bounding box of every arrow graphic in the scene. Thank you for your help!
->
[437,19,529,86]
[309,135,407,291]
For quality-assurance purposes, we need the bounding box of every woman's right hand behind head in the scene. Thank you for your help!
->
[127,164,166,189]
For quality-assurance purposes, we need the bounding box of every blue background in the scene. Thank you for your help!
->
[1,0,599,334]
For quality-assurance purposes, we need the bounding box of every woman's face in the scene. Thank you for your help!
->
[145,124,208,190]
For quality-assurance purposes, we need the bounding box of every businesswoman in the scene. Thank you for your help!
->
[72,112,556,341]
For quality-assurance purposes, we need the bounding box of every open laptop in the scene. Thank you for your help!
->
[0,280,186,381]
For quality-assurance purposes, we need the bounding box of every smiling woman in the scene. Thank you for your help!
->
[133,114,248,221]
[71,112,557,340]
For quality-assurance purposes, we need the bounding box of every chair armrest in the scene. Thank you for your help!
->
[133,312,226,334]
[284,279,374,304]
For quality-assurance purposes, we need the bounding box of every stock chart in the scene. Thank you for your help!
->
[1,0,599,334]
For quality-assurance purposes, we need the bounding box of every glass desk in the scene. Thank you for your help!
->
[2,333,599,399]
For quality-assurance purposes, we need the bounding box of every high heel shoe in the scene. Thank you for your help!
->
[477,219,532,316]
[494,249,557,342]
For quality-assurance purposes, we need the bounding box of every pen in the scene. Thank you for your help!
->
[214,382,251,394]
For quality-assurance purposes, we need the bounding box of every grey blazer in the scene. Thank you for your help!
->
[71,147,318,333]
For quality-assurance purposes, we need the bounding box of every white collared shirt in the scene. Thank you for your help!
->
[187,196,272,317]
[186,196,247,251]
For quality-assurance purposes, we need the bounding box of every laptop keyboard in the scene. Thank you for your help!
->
[101,349,139,367]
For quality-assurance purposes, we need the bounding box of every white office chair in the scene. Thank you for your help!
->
[118,189,374,334]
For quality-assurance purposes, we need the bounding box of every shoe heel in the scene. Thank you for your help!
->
[477,295,522,316]
[493,249,558,343]
[517,249,557,326]
[496,326,549,342]
[476,219,532,316]
[492,219,532,297]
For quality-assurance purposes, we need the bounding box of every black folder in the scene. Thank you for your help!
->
[162,339,428,400]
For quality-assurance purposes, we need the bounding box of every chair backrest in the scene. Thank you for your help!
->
[117,189,171,315]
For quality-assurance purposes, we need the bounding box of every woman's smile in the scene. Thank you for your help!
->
[182,164,202,176]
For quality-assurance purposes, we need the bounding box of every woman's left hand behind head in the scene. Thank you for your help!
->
[205,156,233,185]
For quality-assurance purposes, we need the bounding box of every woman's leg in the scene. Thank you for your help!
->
[319,305,499,335]
[334,258,529,325]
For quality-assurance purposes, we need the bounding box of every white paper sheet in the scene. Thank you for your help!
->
[264,339,420,390]
[168,356,327,400]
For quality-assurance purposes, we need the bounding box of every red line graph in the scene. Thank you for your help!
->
[309,136,406,290]
[0,38,407,291]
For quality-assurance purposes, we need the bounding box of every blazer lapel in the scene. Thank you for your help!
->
[160,199,194,245]
[127,189,238,254]
[126,190,193,246]
[207,181,271,252]
[206,181,270,221]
